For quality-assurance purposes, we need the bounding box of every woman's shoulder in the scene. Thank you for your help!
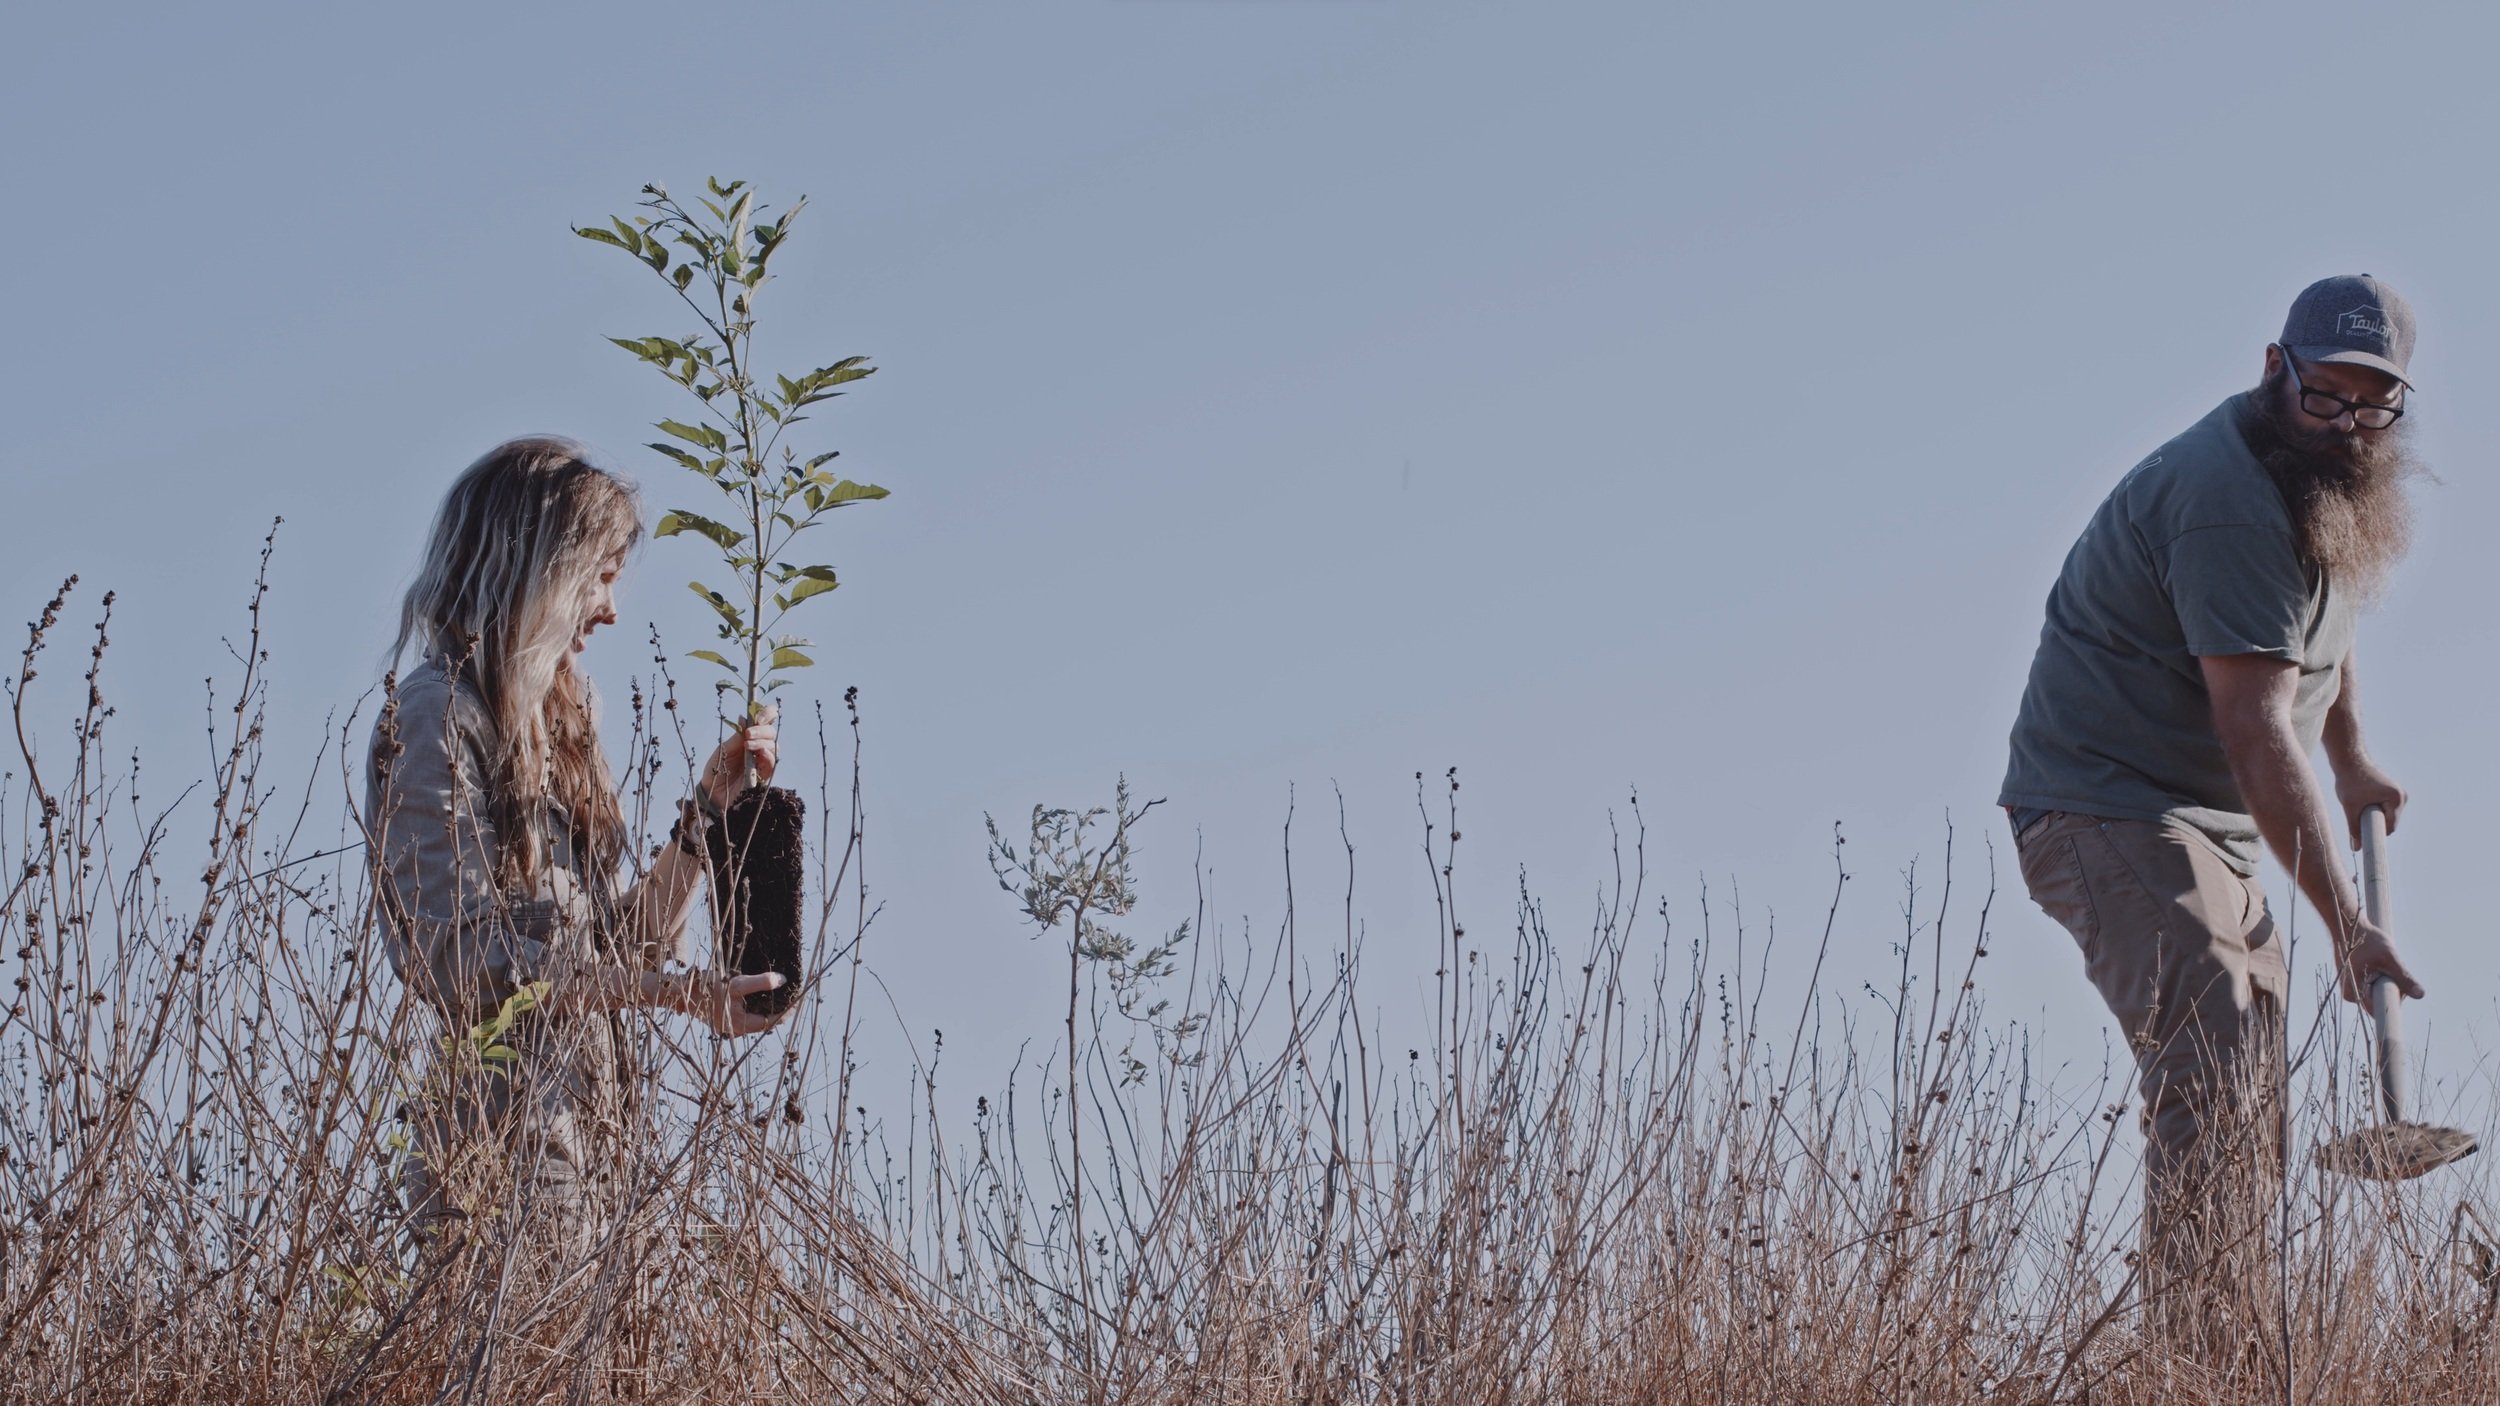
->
[373,658,493,759]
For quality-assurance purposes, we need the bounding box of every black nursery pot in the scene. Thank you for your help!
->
[703,785,806,1016]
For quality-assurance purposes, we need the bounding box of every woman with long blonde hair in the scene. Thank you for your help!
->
[366,436,783,1243]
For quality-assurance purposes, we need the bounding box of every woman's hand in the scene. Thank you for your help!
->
[661,970,789,1038]
[699,705,779,811]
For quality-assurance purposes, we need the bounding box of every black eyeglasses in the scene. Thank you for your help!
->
[2278,345,2406,429]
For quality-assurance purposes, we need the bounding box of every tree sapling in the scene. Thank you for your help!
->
[578,177,888,1014]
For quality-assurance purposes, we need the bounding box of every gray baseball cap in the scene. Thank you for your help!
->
[2281,273,2416,387]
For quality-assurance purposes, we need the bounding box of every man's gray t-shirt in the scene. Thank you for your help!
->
[2000,392,2355,875]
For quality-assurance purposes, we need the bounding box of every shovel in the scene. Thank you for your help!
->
[2313,804,2478,1181]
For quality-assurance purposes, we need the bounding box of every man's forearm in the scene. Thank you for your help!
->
[2229,719,2362,947]
[2322,649,2367,774]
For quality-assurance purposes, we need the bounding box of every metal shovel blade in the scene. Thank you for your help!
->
[2312,805,2479,1182]
[2315,1121,2478,1182]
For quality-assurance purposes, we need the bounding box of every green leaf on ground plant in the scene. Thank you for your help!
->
[654,511,746,550]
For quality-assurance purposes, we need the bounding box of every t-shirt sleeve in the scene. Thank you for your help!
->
[2157,523,2312,659]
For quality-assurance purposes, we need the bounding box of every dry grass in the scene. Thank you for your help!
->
[5,549,2497,1404]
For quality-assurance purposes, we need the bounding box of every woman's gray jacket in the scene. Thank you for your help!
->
[364,659,658,1219]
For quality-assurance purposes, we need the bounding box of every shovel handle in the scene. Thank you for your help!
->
[2358,804,2409,1122]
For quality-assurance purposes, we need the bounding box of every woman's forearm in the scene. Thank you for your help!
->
[539,958,778,1038]
[618,829,708,967]
[539,961,685,1020]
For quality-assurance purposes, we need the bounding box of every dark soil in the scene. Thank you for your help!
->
[704,785,805,1016]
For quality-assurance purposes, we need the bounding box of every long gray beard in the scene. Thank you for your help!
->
[2244,381,2427,604]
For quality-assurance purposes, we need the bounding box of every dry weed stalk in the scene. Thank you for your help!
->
[1,553,2494,1403]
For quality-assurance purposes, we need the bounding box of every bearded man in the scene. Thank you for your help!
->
[2000,274,2429,1354]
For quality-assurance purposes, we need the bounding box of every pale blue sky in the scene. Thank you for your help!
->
[10,1,2500,1110]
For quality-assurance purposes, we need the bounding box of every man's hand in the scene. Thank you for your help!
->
[2334,760,2407,849]
[2338,917,2423,1004]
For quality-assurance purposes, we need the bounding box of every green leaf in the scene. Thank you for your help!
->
[689,582,745,630]
[686,649,738,671]
[770,646,815,669]
[654,511,746,550]
[656,419,727,452]
[820,480,890,506]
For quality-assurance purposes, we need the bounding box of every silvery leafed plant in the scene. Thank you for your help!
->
[578,178,888,1014]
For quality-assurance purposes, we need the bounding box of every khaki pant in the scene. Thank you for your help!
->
[2013,811,2287,1355]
